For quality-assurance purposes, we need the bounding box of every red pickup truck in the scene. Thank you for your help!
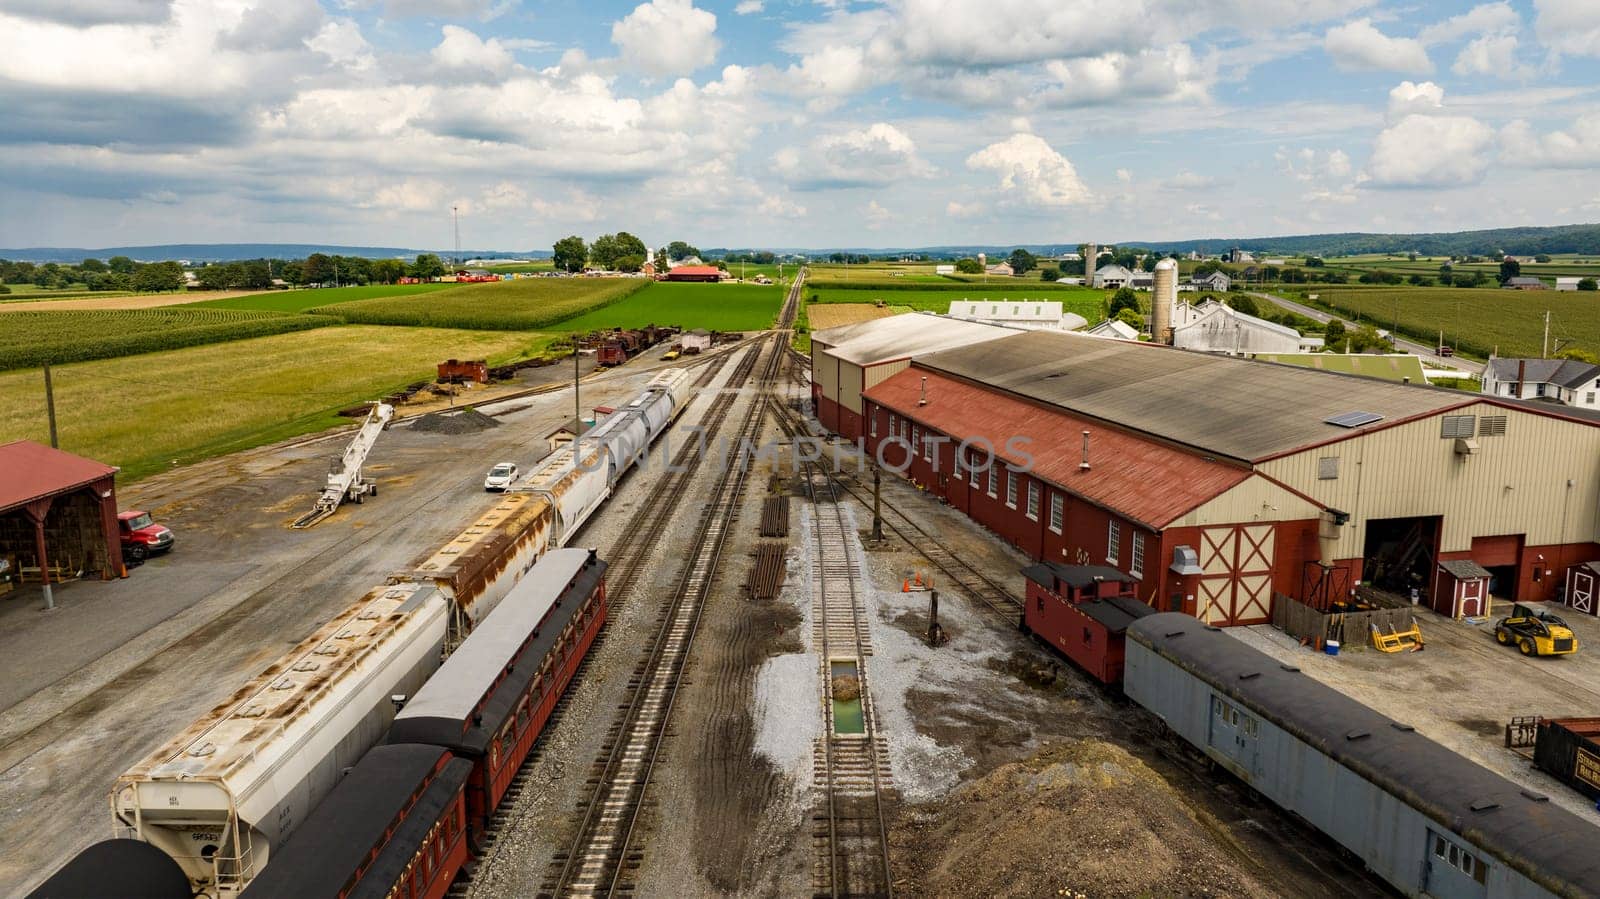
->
[118,510,174,562]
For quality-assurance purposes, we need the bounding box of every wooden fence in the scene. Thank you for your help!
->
[1273,593,1416,651]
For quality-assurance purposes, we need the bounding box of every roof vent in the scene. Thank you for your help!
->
[1238,671,1261,680]
[1170,546,1203,576]
[1520,789,1549,802]
[1164,630,1186,638]
[1324,411,1384,428]
[918,376,929,407]
[1390,722,1415,732]
[1469,799,1501,812]
[1345,730,1371,741]
[1079,430,1091,471]
[1205,625,1222,632]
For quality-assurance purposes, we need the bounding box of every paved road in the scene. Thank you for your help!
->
[1249,291,1484,375]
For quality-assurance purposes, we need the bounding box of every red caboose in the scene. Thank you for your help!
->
[437,358,489,383]
[1022,563,1153,684]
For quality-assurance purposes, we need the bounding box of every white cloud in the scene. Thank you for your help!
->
[734,0,762,13]
[775,122,935,189]
[863,200,892,229]
[1163,170,1226,190]
[965,133,1091,207]
[384,0,512,19]
[1533,0,1600,57]
[945,199,984,218]
[2,0,171,25]
[612,0,720,77]
[1501,115,1600,168]
[529,188,603,223]
[1364,115,1495,187]
[1115,168,1132,183]
[431,25,513,77]
[1036,44,1209,107]
[1387,80,1445,119]
[1276,146,1351,181]
[1419,2,1520,45]
[1324,19,1432,73]
[306,18,374,71]
[1452,34,1533,79]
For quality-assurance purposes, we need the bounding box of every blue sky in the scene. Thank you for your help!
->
[2,0,1598,250]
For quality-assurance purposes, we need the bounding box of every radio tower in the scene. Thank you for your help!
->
[452,205,461,266]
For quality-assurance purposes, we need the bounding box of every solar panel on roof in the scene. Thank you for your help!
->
[1324,410,1384,428]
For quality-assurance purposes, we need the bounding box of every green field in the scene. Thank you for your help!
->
[0,308,338,371]
[1287,287,1600,358]
[309,278,647,330]
[484,261,555,274]
[186,283,459,311]
[1,287,137,302]
[556,282,784,332]
[807,285,1107,321]
[0,326,546,481]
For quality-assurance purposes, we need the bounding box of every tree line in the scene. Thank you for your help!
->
[551,234,716,274]
[0,256,186,292]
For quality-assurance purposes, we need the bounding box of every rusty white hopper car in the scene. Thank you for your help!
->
[522,443,608,548]
[111,581,448,898]
[404,490,555,636]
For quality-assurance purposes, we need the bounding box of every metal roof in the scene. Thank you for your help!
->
[0,440,117,514]
[1022,562,1137,590]
[1129,613,1600,897]
[389,548,603,747]
[237,745,472,899]
[1253,353,1428,383]
[812,313,1011,366]
[865,368,1253,529]
[26,839,190,899]
[913,330,1475,463]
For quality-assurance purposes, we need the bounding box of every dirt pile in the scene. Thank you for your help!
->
[890,739,1273,899]
[408,408,501,434]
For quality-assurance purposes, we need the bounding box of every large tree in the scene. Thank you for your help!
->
[133,261,185,292]
[1007,248,1036,274]
[372,258,406,284]
[410,253,447,280]
[107,255,137,274]
[303,253,335,284]
[954,258,982,274]
[1107,287,1140,318]
[666,240,700,261]
[590,232,647,269]
[79,258,107,273]
[240,259,273,289]
[552,236,587,273]
[1499,259,1521,283]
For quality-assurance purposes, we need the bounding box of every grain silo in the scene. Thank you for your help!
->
[1152,258,1178,344]
[1084,242,1098,281]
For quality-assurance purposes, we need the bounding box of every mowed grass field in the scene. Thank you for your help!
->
[187,283,459,312]
[1298,287,1600,358]
[0,308,337,370]
[555,282,785,332]
[309,278,647,330]
[0,326,543,481]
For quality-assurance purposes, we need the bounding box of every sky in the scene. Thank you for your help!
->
[2,0,1599,251]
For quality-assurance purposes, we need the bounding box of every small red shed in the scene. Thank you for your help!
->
[1434,559,1492,619]
[0,441,124,606]
[1022,562,1153,684]
[1566,561,1600,616]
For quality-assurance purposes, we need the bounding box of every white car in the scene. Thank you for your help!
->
[483,462,519,491]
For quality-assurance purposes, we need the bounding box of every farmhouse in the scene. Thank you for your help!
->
[1481,357,1600,409]
[824,329,1600,626]
[1191,270,1231,291]
[984,262,1015,277]
[1091,264,1134,289]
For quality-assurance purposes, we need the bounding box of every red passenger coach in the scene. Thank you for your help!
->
[1022,562,1154,685]
[387,547,608,837]
[237,744,473,899]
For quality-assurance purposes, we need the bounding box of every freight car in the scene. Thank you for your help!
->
[1126,613,1600,899]
[101,372,694,897]
[1533,717,1600,800]
[238,549,607,899]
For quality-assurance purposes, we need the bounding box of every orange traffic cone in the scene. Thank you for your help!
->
[902,579,911,592]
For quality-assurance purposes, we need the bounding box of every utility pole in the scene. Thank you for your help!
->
[452,205,461,267]
[573,336,582,435]
[42,362,58,449]
[1543,310,1551,359]
[871,466,883,541]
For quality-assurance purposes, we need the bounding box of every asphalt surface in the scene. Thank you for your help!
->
[1249,290,1485,374]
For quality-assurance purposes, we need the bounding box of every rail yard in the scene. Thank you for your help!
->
[5,269,1600,899]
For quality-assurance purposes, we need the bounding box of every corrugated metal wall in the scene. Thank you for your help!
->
[1260,402,1600,558]
[1169,475,1322,529]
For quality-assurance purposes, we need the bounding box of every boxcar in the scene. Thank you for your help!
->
[26,839,191,899]
[1126,613,1600,899]
[1534,718,1600,800]
[237,744,472,899]
[387,548,608,837]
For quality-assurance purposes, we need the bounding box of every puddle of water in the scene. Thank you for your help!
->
[831,660,865,735]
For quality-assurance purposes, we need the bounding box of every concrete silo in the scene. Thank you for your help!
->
[1152,258,1178,344]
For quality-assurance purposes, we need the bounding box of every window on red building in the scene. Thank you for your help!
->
[1026,481,1040,520]
[1131,531,1145,578]
[1006,469,1018,508]
[987,464,998,497]
[1107,520,1121,564]
[1049,493,1063,534]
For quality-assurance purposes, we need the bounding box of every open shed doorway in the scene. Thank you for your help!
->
[1362,516,1440,599]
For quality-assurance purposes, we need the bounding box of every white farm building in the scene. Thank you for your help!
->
[947,299,1088,332]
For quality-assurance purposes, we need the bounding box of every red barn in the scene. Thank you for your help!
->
[664,265,723,282]
[1022,562,1153,684]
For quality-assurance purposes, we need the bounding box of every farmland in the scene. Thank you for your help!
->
[807,285,1107,321]
[310,277,648,330]
[555,282,784,332]
[1287,286,1600,358]
[0,326,543,481]
[0,308,337,371]
[187,283,458,312]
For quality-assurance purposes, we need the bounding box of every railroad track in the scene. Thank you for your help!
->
[542,273,805,898]
[804,467,895,899]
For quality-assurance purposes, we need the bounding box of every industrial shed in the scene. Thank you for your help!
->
[809,314,1009,441]
[857,330,1600,623]
[0,441,124,604]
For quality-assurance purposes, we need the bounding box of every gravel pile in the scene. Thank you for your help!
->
[407,408,501,434]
